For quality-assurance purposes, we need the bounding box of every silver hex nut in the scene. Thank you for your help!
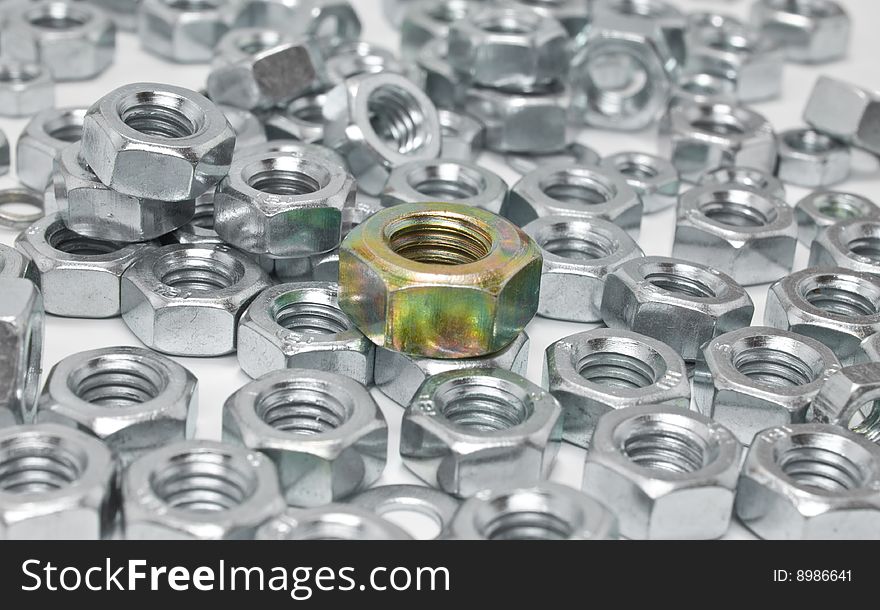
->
[795,191,879,246]
[809,363,880,443]
[0,279,44,427]
[0,60,54,119]
[803,76,880,156]
[16,107,87,192]
[381,158,507,214]
[809,218,880,276]
[750,0,850,64]
[139,0,229,63]
[776,127,850,188]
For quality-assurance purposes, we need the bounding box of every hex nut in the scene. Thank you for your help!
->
[170,191,223,245]
[265,90,331,143]
[583,405,742,539]
[413,38,464,111]
[0,243,39,285]
[35,346,198,466]
[139,0,229,63]
[750,0,849,64]
[810,363,880,443]
[235,138,347,170]
[776,128,850,188]
[513,0,593,39]
[809,218,880,276]
[92,0,140,30]
[545,329,690,449]
[695,326,842,445]
[17,107,87,191]
[400,368,563,497]
[225,0,361,51]
[223,369,388,507]
[15,214,154,318]
[339,203,542,358]
[0,60,54,118]
[524,216,643,322]
[401,0,475,56]
[698,165,785,199]
[0,188,45,230]
[381,159,508,214]
[437,109,483,161]
[673,184,797,286]
[210,27,293,69]
[601,256,755,361]
[736,424,880,540]
[256,505,411,540]
[349,484,460,540]
[668,72,737,110]
[860,334,880,363]
[219,104,266,150]
[505,143,601,176]
[0,424,117,539]
[0,280,44,428]
[324,41,404,85]
[796,191,878,246]
[601,152,680,213]
[123,440,286,539]
[803,76,880,156]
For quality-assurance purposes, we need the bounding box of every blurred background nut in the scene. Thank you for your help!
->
[170,191,223,245]
[264,89,331,143]
[211,27,292,68]
[750,0,850,64]
[809,218,880,275]
[256,505,411,540]
[400,0,474,56]
[736,424,880,540]
[400,368,562,497]
[225,0,361,51]
[15,214,153,318]
[437,109,483,161]
[524,215,643,322]
[594,0,687,63]
[0,243,39,285]
[218,104,266,150]
[5,1,115,81]
[0,131,7,176]
[35,346,197,466]
[804,76,880,156]
[324,41,404,84]
[237,138,347,169]
[583,405,742,540]
[381,159,507,214]
[0,424,117,540]
[349,484,459,540]
[139,0,229,63]
[0,188,44,230]
[601,256,755,361]
[223,370,388,507]
[809,363,880,443]
[667,72,736,111]
[673,184,797,286]
[545,329,690,449]
[601,152,679,213]
[776,127,850,188]
[0,280,43,428]
[694,326,841,445]
[413,39,463,111]
[92,0,141,30]
[123,440,285,539]
[699,166,785,198]
[0,60,54,118]
[17,107,86,191]
[512,0,592,39]
[795,191,878,246]
[121,244,271,356]
[505,142,601,176]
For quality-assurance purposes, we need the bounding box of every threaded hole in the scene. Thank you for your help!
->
[28,4,90,28]
[0,63,40,84]
[732,348,817,387]
[609,0,664,17]
[700,200,771,228]
[289,96,327,123]
[272,299,352,335]
[368,85,430,154]
[119,92,205,140]
[154,251,246,292]
[768,0,835,18]
[542,236,614,260]
[539,170,616,206]
[582,50,653,115]
[578,353,660,389]
[691,117,746,136]
[45,113,84,142]
[478,14,536,34]
[622,420,708,474]
[483,511,573,540]
[847,237,880,263]
[616,160,659,180]
[816,194,868,220]
[801,285,878,317]
[644,272,717,298]
[255,383,351,435]
[190,204,215,229]
[236,30,284,54]
[68,356,167,407]
[150,450,258,512]
[784,129,835,153]
[0,436,85,494]
[387,215,493,265]
[427,0,470,22]
[405,163,487,201]
[48,227,121,256]
[435,378,533,432]
[779,446,865,492]
[248,170,321,195]
[849,401,880,443]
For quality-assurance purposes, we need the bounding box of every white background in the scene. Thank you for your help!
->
[1,0,879,539]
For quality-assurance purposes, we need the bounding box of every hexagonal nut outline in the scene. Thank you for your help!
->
[138,0,229,63]
[809,217,880,275]
[380,158,507,214]
[795,191,879,246]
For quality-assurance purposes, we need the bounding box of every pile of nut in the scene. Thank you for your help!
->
[0,0,879,541]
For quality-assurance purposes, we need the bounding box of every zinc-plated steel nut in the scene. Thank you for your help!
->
[170,191,223,245]
[0,243,39,285]
[401,0,475,56]
[437,109,483,161]
[861,334,880,363]
[803,76,880,156]
[0,424,117,540]
[796,191,878,246]
[339,203,542,358]
[673,184,797,286]
[223,369,388,507]
[810,363,880,443]
[0,60,54,118]
[447,482,618,540]
[15,214,153,318]
[699,165,785,199]
[400,368,563,498]
[809,218,880,276]
[601,152,679,213]
[235,138,347,170]
[35,346,198,466]
[16,107,86,191]
[776,128,850,188]
[82,83,236,202]
[237,282,374,384]
[447,6,568,89]
[54,142,196,242]
[324,41,404,84]
[349,484,460,540]
[374,331,529,407]
[505,143,601,176]
[218,104,266,150]
[515,0,592,39]
[524,216,643,323]
[256,505,411,540]
[659,101,777,183]
[123,440,285,539]
[735,424,880,540]
[381,159,507,214]
[211,27,292,68]
[413,38,464,111]
[764,267,880,365]
[668,72,737,109]
[583,405,742,539]
[265,90,330,143]
[601,256,755,361]
[92,0,140,30]
[750,0,849,64]
[503,162,643,237]
[121,244,271,356]
[225,0,361,51]
[0,280,44,428]
[0,188,45,230]
[695,326,842,446]
[323,72,441,196]
[545,328,689,449]
[139,0,229,63]
[5,1,115,82]
[214,151,355,258]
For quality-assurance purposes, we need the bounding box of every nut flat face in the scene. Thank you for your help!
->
[264,90,331,144]
[257,505,411,540]
[437,109,484,161]
[750,0,850,64]
[796,191,878,246]
[803,76,880,155]
[401,0,476,56]
[0,60,54,119]
[17,107,86,191]
[0,279,44,428]
[809,363,880,444]
[601,152,680,213]
[0,243,39,285]
[139,0,228,63]
[809,218,880,275]
[776,127,850,188]
[381,158,507,214]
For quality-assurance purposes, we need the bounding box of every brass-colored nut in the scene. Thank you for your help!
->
[339,202,542,358]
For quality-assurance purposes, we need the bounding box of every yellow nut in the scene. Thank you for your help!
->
[339,202,542,358]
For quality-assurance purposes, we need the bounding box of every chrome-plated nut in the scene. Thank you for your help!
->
[514,0,593,39]
[374,332,529,407]
[349,484,460,540]
[860,334,880,363]
[673,184,797,286]
[381,158,507,214]
[0,424,117,540]
[583,405,742,539]
[810,363,880,443]
[210,27,292,68]
[214,151,355,258]
[601,152,679,213]
[170,191,223,245]
[776,128,850,187]
[264,90,330,143]
[0,280,43,428]
[91,0,140,30]
[437,109,483,161]
[0,60,54,118]
[695,326,842,445]
[0,244,39,285]
[803,76,880,156]
[698,165,785,198]
[258,255,312,282]
[400,368,562,497]
[35,346,197,465]
[764,267,880,365]
[545,329,690,449]
[524,215,643,322]
[659,101,777,183]
[123,440,285,539]
[223,369,388,507]
[413,38,464,110]
[219,104,266,150]
[809,218,880,276]
[139,0,228,63]
[16,107,86,191]
[324,72,441,196]
[325,41,404,84]
[225,0,361,51]
[736,424,880,540]
[447,482,618,540]
[505,143,601,175]
[503,162,642,237]
[750,0,849,64]
[237,281,373,383]
[796,191,878,246]
[256,505,411,540]
[668,72,737,110]
[447,6,568,89]
[15,214,153,318]
[601,256,755,361]
[400,0,475,56]
[82,83,236,201]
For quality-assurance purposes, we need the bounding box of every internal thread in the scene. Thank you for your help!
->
[785,129,834,153]
[121,104,197,139]
[438,381,533,432]
[847,237,880,263]
[413,178,479,200]
[850,402,880,443]
[428,0,470,22]
[817,196,864,220]
[388,217,493,265]
[72,366,164,407]
[164,0,219,9]
[623,423,708,474]
[540,235,614,260]
[256,386,350,435]
[290,100,326,123]
[691,117,745,136]
[0,437,83,494]
[151,451,257,512]
[48,228,120,255]
[732,348,817,387]
[483,511,573,540]
[540,172,614,205]
[479,16,534,34]
[159,255,244,291]
[190,204,215,229]
[802,285,878,317]
[700,200,770,227]
[0,64,39,84]
[48,123,83,142]
[616,160,659,179]
[272,300,352,334]
[29,7,89,29]
[237,31,283,54]
[644,272,717,298]
[779,445,866,492]
[368,86,429,154]
[583,51,653,114]
[248,169,321,195]
[577,353,659,389]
